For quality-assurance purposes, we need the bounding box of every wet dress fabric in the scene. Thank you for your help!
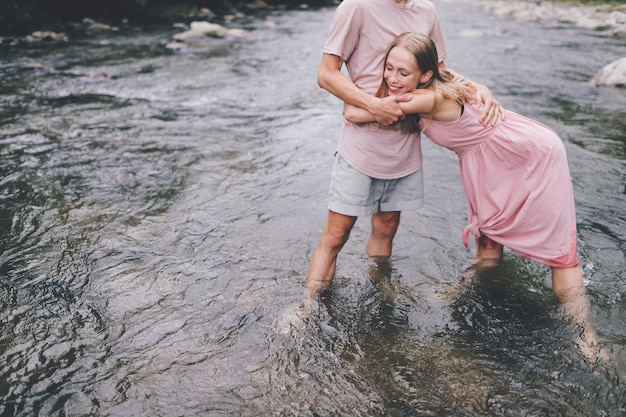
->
[420,103,579,268]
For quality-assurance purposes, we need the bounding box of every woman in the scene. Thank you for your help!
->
[344,32,582,294]
[343,33,606,363]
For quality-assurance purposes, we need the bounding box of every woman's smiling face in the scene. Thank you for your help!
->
[383,45,421,95]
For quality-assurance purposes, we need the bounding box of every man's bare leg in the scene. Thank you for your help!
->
[366,211,400,257]
[305,210,357,298]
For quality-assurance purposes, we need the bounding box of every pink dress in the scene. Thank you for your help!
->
[420,103,579,268]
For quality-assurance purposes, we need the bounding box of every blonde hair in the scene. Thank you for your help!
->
[376,32,476,133]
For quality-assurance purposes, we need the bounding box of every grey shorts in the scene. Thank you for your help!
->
[328,153,424,216]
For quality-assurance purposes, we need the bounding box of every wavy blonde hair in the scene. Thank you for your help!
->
[376,32,476,133]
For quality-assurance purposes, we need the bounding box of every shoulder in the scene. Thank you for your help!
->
[338,0,399,14]
[402,89,436,115]
[411,89,435,96]
[412,0,438,12]
[410,89,437,104]
[332,0,365,23]
[335,0,363,12]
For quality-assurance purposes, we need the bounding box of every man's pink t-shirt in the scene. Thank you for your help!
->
[323,0,449,179]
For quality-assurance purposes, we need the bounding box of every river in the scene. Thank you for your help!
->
[1,1,625,416]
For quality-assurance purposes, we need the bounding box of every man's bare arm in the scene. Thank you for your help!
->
[318,53,409,126]
[439,62,505,126]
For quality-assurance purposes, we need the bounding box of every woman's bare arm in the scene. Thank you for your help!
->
[343,90,435,124]
[319,53,409,126]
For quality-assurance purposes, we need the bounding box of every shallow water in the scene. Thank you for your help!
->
[0,1,625,416]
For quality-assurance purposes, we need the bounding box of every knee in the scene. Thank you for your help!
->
[322,223,351,249]
[372,213,400,239]
[374,222,398,240]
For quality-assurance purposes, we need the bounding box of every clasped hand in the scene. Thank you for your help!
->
[373,94,412,126]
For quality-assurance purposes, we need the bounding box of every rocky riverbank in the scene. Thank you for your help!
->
[0,0,338,41]
[447,0,626,36]
[442,0,626,87]
[5,0,625,87]
[6,0,626,44]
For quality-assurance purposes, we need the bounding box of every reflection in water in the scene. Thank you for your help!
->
[278,257,625,416]
[0,2,625,416]
[444,261,624,415]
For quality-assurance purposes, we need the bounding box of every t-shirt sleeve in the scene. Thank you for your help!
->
[428,7,449,62]
[322,0,362,61]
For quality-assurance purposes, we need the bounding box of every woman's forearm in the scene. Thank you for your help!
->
[343,103,377,124]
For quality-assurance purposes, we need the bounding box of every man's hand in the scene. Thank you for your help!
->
[474,84,505,126]
[371,94,412,126]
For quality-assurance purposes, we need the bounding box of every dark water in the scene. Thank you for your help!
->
[1,1,625,416]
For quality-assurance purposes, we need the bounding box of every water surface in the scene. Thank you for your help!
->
[1,1,625,416]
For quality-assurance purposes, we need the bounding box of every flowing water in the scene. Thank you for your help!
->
[1,1,625,416]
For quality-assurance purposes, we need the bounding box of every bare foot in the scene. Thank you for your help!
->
[368,257,396,301]
[275,297,318,335]
[438,258,500,301]
[574,321,610,368]
[558,287,610,367]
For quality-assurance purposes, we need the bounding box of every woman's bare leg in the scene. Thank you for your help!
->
[552,266,608,366]
[473,236,503,271]
[552,266,583,294]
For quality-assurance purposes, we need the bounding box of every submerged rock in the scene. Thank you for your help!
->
[82,17,119,32]
[19,63,46,70]
[172,29,209,41]
[189,21,228,37]
[172,21,250,42]
[592,57,626,88]
[452,0,626,35]
[23,30,69,43]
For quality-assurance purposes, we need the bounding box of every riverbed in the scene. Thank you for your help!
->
[1,1,625,416]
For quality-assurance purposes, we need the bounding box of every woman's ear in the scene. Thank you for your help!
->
[421,71,434,84]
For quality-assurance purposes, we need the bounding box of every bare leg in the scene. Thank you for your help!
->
[305,210,357,298]
[552,266,608,366]
[366,211,400,257]
[473,235,503,262]
[551,266,583,294]
[468,235,504,275]
[367,256,397,301]
[277,216,356,335]
[438,236,504,300]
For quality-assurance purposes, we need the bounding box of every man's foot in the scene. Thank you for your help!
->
[368,256,396,302]
[275,296,319,335]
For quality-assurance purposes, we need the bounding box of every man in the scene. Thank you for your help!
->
[306,0,502,295]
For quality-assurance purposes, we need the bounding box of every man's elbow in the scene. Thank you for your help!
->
[317,70,329,90]
[317,74,324,89]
